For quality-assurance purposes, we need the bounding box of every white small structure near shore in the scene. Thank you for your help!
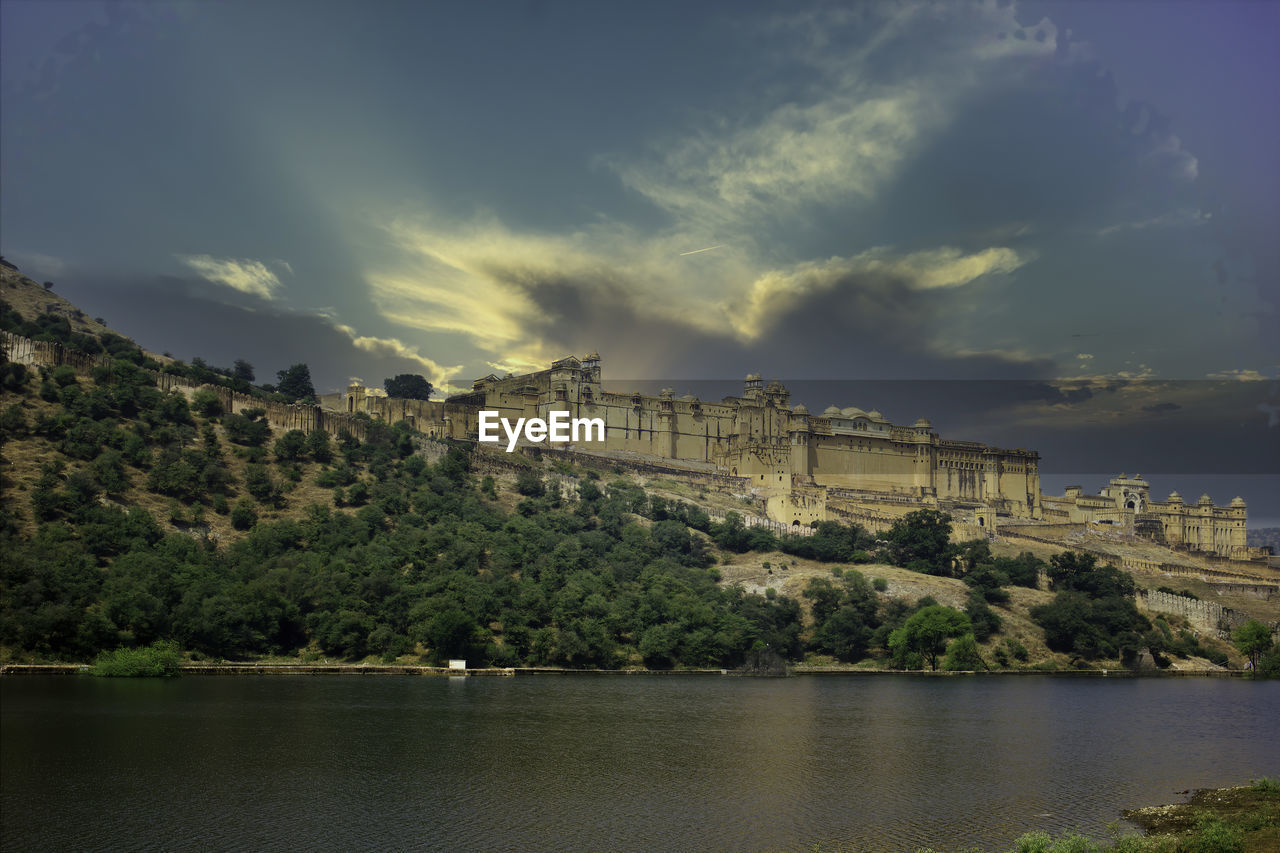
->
[448,659,467,671]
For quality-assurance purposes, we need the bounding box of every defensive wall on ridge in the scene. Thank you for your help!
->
[5,329,1267,569]
[1134,589,1258,639]
[998,527,1280,589]
[4,330,416,444]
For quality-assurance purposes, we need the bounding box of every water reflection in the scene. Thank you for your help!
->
[3,675,1278,852]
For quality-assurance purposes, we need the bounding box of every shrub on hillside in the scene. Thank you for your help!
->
[90,641,182,677]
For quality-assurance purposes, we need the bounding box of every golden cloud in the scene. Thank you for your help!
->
[332,323,463,391]
[178,254,285,300]
[731,246,1030,341]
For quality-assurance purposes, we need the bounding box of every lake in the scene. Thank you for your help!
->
[3,674,1278,852]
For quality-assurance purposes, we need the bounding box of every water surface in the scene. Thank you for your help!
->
[3,675,1277,851]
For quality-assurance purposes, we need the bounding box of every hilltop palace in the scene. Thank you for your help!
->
[321,353,1255,562]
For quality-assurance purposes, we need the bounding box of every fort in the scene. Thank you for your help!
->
[1042,473,1253,561]
[323,353,1041,531]
[3,323,1266,564]
[325,350,1274,563]
[322,352,1266,564]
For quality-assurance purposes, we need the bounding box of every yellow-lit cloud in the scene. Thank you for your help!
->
[352,2,1220,381]
[361,213,1034,374]
[1206,369,1269,382]
[179,254,285,300]
[362,218,752,359]
[332,323,463,391]
[731,246,1030,341]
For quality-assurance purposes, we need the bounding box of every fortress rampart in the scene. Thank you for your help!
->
[329,353,1044,529]
[4,330,385,442]
[3,330,1261,560]
[1135,589,1251,639]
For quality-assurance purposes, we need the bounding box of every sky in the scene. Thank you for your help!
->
[2,0,1277,522]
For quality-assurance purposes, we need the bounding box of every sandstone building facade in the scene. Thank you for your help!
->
[327,353,1042,530]
[1042,473,1253,560]
[324,355,1261,561]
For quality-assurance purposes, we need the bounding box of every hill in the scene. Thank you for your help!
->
[0,263,1269,674]
[0,257,116,341]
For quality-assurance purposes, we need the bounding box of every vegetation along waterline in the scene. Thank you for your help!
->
[2,279,1279,676]
[996,779,1280,853]
[788,779,1280,852]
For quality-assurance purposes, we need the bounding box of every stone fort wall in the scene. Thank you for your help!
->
[1135,589,1251,639]
[4,330,389,443]
[338,355,1043,525]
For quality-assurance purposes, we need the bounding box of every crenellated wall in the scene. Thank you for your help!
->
[1135,589,1254,639]
[4,330,395,444]
[3,329,116,373]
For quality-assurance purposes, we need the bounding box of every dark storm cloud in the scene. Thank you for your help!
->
[869,59,1197,253]
[474,249,1053,383]
[4,0,1275,392]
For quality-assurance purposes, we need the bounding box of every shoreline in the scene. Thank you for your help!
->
[0,662,1256,678]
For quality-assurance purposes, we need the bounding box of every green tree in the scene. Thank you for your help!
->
[515,470,545,497]
[1047,551,1098,590]
[273,429,308,462]
[889,605,970,670]
[244,464,280,505]
[384,374,433,400]
[964,592,1003,642]
[711,511,752,552]
[997,552,1045,588]
[0,403,28,437]
[638,622,682,668]
[942,633,985,671]
[812,605,873,662]
[886,509,954,575]
[802,576,843,625]
[275,363,315,402]
[425,608,479,662]
[230,498,258,530]
[305,429,333,463]
[191,389,223,418]
[231,359,255,383]
[1232,620,1275,672]
[90,449,129,494]
[147,453,202,502]
[223,412,270,447]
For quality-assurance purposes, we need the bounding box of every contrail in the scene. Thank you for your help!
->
[679,244,726,256]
